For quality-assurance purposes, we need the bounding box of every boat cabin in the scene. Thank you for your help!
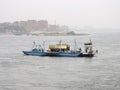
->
[84,42,93,53]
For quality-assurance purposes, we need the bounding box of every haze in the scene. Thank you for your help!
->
[0,0,120,32]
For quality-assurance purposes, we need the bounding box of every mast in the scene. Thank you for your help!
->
[59,40,62,52]
[43,41,45,51]
[74,39,77,51]
[32,41,36,49]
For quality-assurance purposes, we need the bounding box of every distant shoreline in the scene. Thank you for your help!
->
[0,33,90,36]
[44,33,89,36]
[25,33,90,36]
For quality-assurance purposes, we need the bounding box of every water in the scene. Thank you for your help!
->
[0,32,120,90]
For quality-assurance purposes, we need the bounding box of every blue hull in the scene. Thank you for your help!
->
[45,51,80,57]
[23,51,46,56]
[23,51,94,57]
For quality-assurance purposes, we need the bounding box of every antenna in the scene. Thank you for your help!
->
[55,20,56,31]
[54,20,56,25]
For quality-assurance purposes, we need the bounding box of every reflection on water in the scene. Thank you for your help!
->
[0,32,120,90]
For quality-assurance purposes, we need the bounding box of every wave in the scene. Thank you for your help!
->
[0,57,11,60]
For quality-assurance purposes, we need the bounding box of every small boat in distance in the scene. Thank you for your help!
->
[23,40,95,57]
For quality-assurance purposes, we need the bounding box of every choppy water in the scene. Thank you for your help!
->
[0,32,120,90]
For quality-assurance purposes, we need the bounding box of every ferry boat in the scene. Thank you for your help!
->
[23,40,95,57]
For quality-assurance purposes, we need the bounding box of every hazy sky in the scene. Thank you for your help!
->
[0,0,120,29]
